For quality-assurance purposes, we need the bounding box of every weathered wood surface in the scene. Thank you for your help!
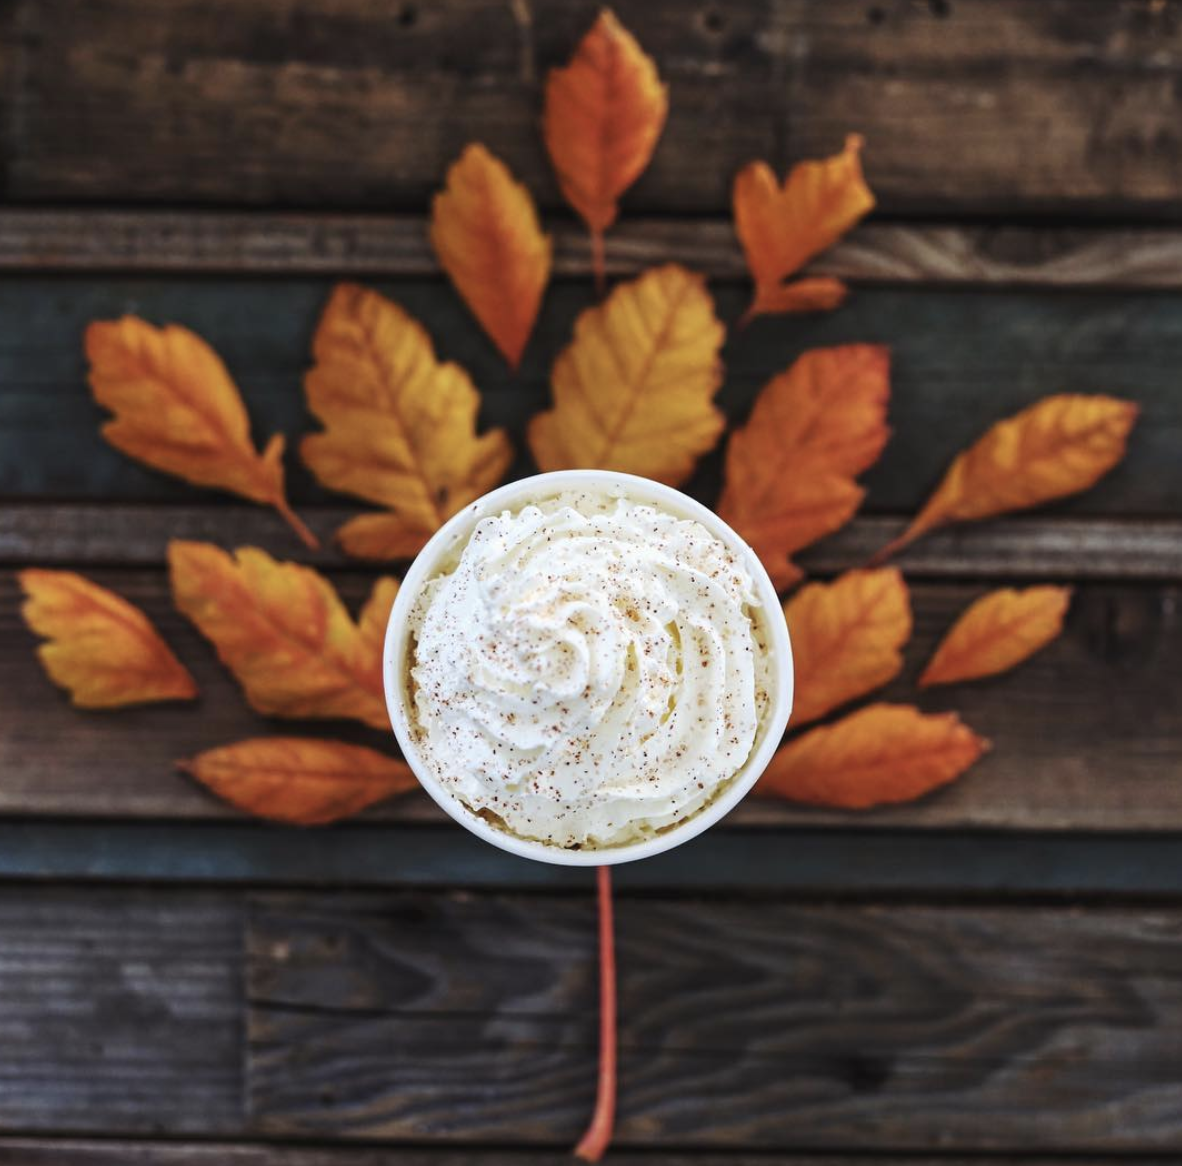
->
[4,1,1182,216]
[0,889,242,1135]
[0,278,1174,516]
[12,885,1182,1149]
[10,820,1182,896]
[0,1142,1159,1166]
[10,211,1182,290]
[248,891,1182,1149]
[5,503,1181,582]
[2,569,1177,831]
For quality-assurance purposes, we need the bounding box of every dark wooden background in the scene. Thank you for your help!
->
[2,1,1182,1163]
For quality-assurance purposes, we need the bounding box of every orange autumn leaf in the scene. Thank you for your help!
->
[544,9,668,288]
[300,283,513,560]
[878,394,1138,561]
[179,737,417,825]
[168,541,394,729]
[529,264,724,486]
[19,569,196,708]
[920,585,1072,688]
[718,344,890,587]
[785,568,911,727]
[432,143,552,369]
[86,317,316,549]
[759,703,989,810]
[734,134,874,324]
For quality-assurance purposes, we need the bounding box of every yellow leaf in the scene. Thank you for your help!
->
[334,513,434,562]
[758,703,988,809]
[300,283,514,558]
[431,143,552,369]
[733,135,874,323]
[168,541,394,729]
[86,318,316,548]
[358,575,400,649]
[785,568,911,726]
[179,737,417,825]
[920,585,1072,688]
[529,264,724,486]
[544,8,668,287]
[877,394,1139,561]
[718,345,890,586]
[19,569,196,708]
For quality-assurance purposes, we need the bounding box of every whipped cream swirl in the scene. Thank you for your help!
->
[406,491,769,849]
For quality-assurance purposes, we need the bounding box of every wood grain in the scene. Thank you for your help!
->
[0,889,242,1135]
[10,887,1182,1150]
[2,569,1178,832]
[0,1141,1153,1166]
[5,503,1180,582]
[6,1,1182,215]
[0,277,1174,516]
[247,891,1182,1150]
[8,211,1182,289]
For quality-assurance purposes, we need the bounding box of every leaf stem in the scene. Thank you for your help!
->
[273,497,321,550]
[574,864,617,1162]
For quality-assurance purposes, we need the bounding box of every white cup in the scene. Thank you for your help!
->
[384,470,794,866]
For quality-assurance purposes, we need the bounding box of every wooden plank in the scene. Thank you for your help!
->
[247,892,1182,1150]
[1,569,1179,832]
[9,211,1182,290]
[4,504,1180,582]
[0,277,1176,517]
[0,1139,1159,1166]
[0,889,241,1135]
[9,821,1182,897]
[8,1,1182,216]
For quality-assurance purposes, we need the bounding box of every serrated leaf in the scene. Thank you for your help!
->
[758,703,988,809]
[878,394,1138,561]
[544,8,668,287]
[168,541,394,729]
[921,585,1072,688]
[785,568,911,726]
[432,143,552,369]
[179,737,417,825]
[86,317,316,548]
[718,344,890,587]
[301,283,513,560]
[19,569,196,708]
[734,135,874,323]
[529,264,725,486]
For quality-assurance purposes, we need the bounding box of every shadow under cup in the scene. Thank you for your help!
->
[383,470,794,866]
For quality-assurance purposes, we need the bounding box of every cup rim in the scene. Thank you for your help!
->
[383,469,794,866]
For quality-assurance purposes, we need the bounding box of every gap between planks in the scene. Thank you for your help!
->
[0,1137,1166,1166]
[7,820,1182,896]
[3,503,1180,581]
[3,211,1182,288]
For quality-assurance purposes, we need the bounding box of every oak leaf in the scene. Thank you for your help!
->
[734,134,874,324]
[86,318,316,548]
[19,569,196,708]
[544,8,668,288]
[168,541,394,729]
[920,585,1072,688]
[718,344,890,588]
[877,394,1138,561]
[758,703,989,809]
[785,568,911,727]
[432,143,552,369]
[179,737,417,825]
[300,283,513,560]
[529,264,724,486]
